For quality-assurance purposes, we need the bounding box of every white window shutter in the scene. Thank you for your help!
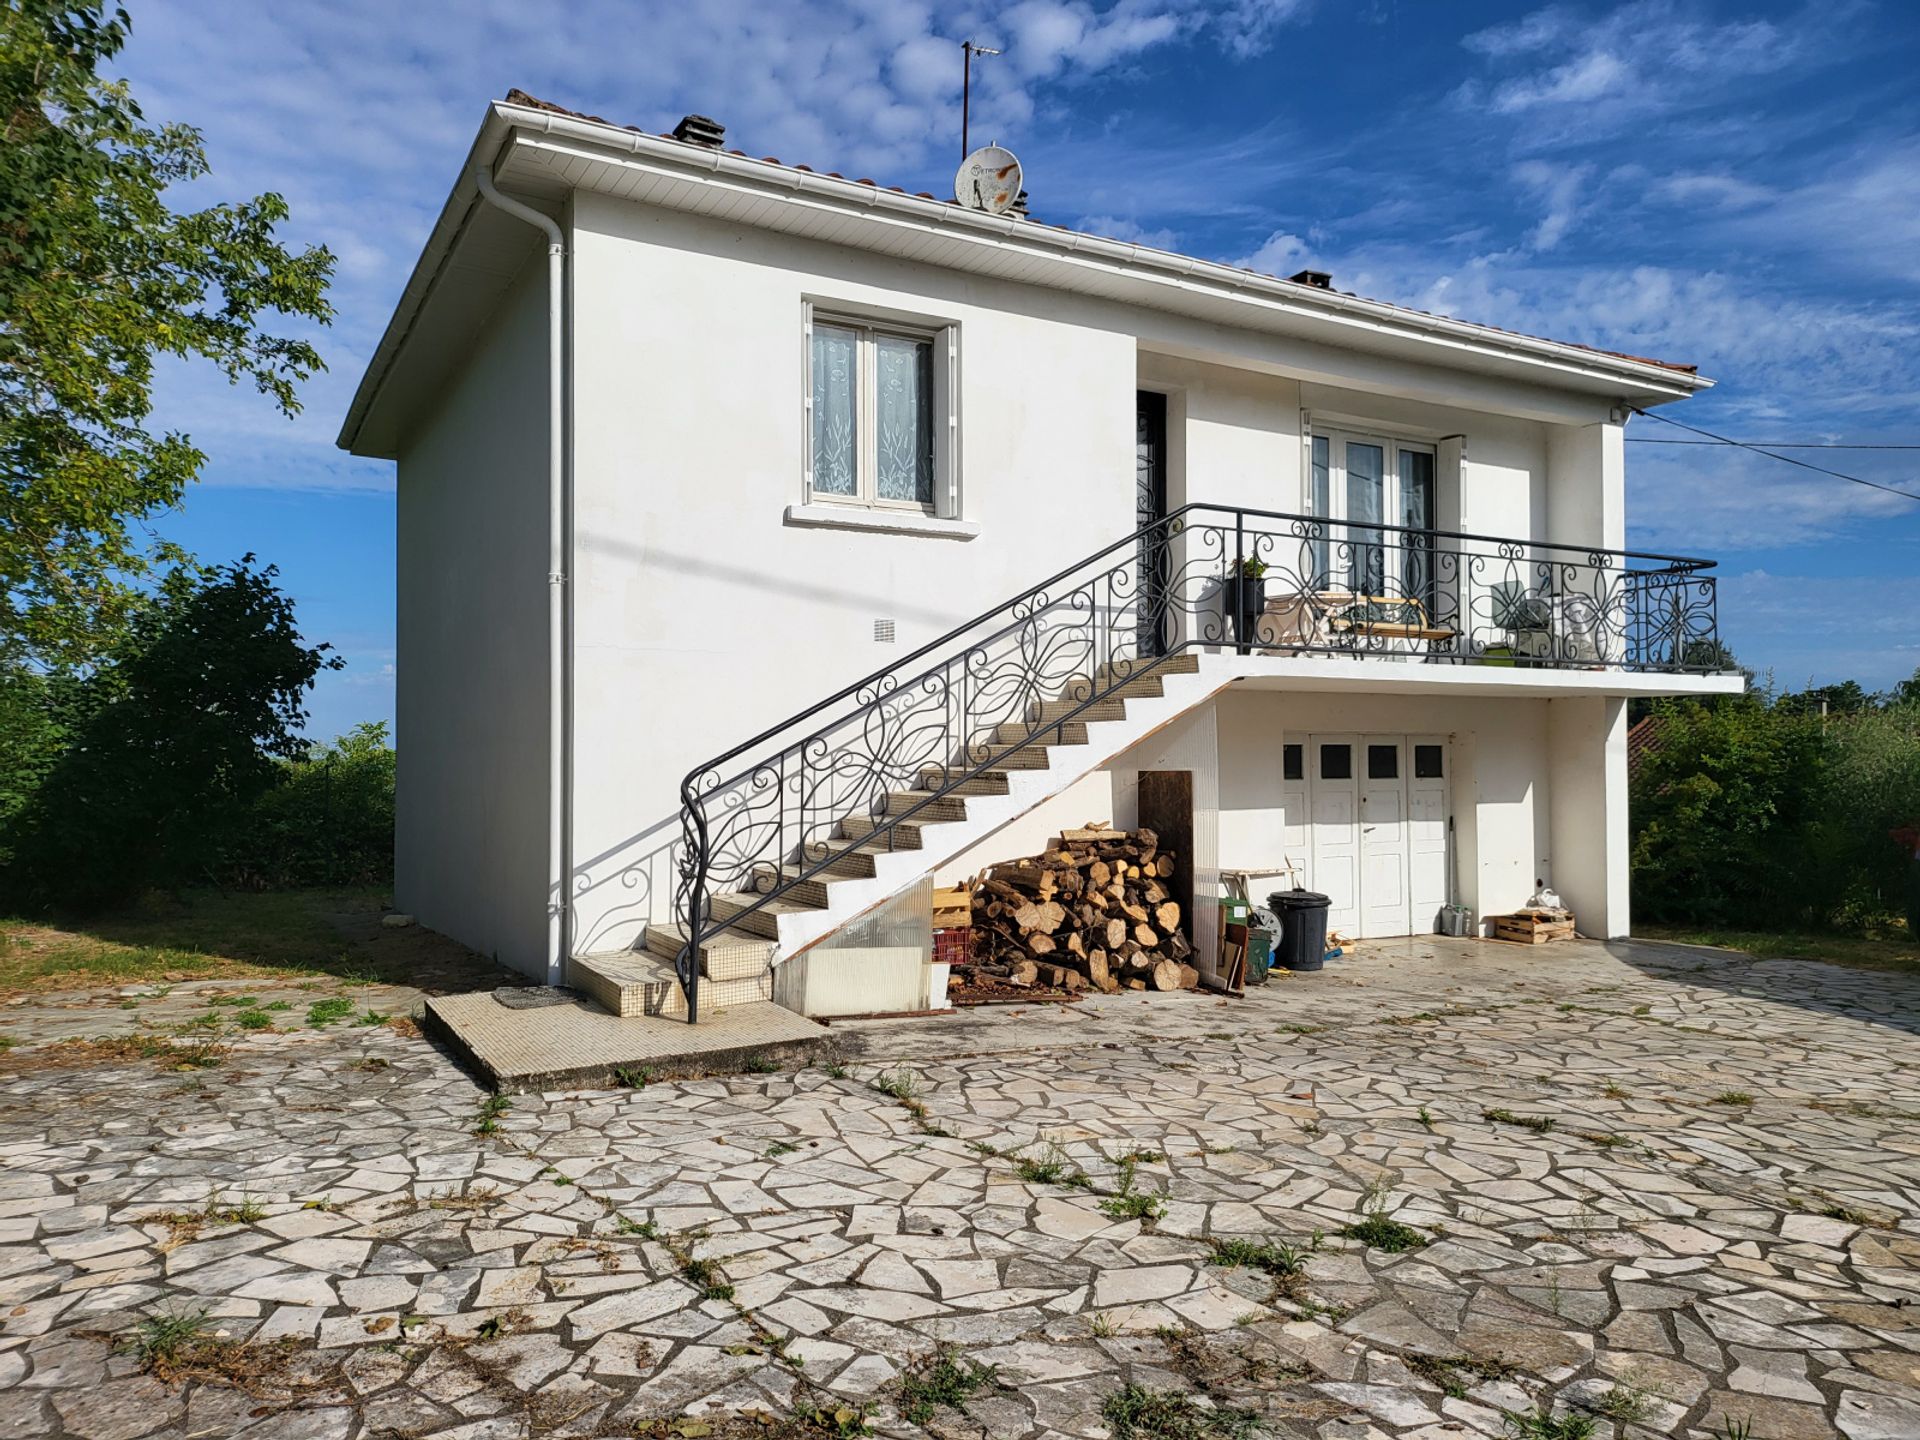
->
[800,302,815,502]
[1438,434,1466,533]
[933,325,959,517]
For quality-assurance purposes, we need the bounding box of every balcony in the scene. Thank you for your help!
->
[1152,505,1722,675]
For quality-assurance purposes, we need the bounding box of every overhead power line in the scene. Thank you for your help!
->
[1628,406,1920,504]
[1627,438,1920,450]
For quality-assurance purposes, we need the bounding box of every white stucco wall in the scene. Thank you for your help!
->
[566,194,1139,952]
[385,178,1648,968]
[394,260,552,977]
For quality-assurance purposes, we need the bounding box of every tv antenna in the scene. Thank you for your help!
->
[961,39,1001,159]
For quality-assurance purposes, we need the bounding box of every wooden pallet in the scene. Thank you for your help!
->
[932,885,973,931]
[1491,908,1576,945]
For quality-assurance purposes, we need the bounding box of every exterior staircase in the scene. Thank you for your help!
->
[619,651,1231,1019]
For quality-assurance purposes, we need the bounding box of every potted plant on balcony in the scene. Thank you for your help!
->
[1228,554,1269,650]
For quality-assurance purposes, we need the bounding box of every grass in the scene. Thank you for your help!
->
[870,1069,920,1102]
[1406,1353,1513,1400]
[1482,1107,1556,1133]
[232,1008,274,1031]
[1590,1385,1656,1422]
[1207,1237,1305,1276]
[897,1347,1000,1426]
[304,996,354,1028]
[681,1254,734,1301]
[473,1093,512,1136]
[0,887,497,996]
[1099,1190,1166,1223]
[765,1140,799,1158]
[614,1065,657,1088]
[1013,1140,1093,1189]
[1638,921,1916,973]
[1342,1213,1427,1252]
[613,1215,660,1239]
[743,1054,780,1074]
[1100,1383,1261,1440]
[1501,1409,1594,1440]
[1712,1090,1755,1106]
[126,1305,208,1367]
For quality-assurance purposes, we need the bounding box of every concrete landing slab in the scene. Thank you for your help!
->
[423,990,829,1093]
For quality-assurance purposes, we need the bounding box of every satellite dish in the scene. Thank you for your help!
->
[955,145,1022,214]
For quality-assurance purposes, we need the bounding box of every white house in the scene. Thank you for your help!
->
[339,92,1741,1026]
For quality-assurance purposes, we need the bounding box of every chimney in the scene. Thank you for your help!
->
[1010,189,1030,217]
[672,114,725,147]
[1288,269,1333,290]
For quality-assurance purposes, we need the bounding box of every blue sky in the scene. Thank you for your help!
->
[118,0,1920,737]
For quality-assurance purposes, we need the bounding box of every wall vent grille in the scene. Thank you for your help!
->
[873,619,896,643]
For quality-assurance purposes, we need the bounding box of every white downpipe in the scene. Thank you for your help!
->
[473,166,571,987]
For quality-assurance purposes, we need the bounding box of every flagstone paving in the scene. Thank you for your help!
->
[1,933,1918,1439]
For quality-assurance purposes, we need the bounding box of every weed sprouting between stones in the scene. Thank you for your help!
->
[765,1140,799,1158]
[744,1054,780,1074]
[897,1347,1000,1426]
[1482,1107,1556,1133]
[1406,1353,1514,1400]
[1013,1139,1093,1190]
[305,997,354,1028]
[870,1069,919,1102]
[1206,1237,1305,1276]
[473,1093,512,1136]
[1712,1090,1754,1107]
[1100,1382,1261,1440]
[615,1065,657,1088]
[1500,1408,1595,1440]
[127,1306,209,1368]
[1343,1212,1427,1253]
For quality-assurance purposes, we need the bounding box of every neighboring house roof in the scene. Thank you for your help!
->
[1627,715,1665,779]
[339,92,1713,457]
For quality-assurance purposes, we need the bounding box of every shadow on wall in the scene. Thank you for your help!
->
[1604,936,1920,1039]
[570,814,682,956]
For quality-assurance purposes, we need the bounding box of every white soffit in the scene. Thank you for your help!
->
[340,100,1711,457]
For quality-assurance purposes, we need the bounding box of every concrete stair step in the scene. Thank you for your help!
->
[641,922,774,981]
[880,789,969,822]
[995,719,1088,747]
[1098,653,1198,684]
[916,767,1011,796]
[708,890,822,940]
[1032,695,1128,723]
[566,951,772,1021]
[839,813,930,847]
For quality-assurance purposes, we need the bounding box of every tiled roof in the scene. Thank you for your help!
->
[501,89,1700,378]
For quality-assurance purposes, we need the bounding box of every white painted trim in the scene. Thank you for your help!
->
[783,504,980,540]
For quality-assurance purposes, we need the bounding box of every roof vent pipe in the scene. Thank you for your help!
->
[672,114,726,147]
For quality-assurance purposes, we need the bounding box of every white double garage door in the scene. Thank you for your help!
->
[1280,733,1449,939]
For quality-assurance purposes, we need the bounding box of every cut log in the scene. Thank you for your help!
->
[1149,959,1182,991]
[1177,963,1200,989]
[1008,960,1038,986]
[1155,901,1181,932]
[1105,917,1128,951]
[1134,923,1159,948]
[1028,933,1058,957]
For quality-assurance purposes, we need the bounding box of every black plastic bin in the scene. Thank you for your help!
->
[1267,889,1332,972]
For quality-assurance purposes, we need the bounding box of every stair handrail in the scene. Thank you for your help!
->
[673,501,1720,1020]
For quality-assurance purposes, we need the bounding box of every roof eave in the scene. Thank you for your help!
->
[339,99,1711,456]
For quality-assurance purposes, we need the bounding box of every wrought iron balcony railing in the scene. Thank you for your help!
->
[673,502,1720,1018]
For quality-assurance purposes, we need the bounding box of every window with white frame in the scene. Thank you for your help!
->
[1308,428,1438,608]
[805,307,957,514]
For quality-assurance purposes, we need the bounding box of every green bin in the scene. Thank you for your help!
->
[1244,927,1273,985]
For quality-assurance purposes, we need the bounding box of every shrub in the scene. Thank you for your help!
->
[224,722,395,888]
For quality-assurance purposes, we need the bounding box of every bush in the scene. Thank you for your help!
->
[225,722,394,888]
[0,558,339,911]
[1632,690,1920,932]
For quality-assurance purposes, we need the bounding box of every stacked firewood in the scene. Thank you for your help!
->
[968,823,1199,992]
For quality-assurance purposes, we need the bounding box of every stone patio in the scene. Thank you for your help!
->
[1,933,1917,1439]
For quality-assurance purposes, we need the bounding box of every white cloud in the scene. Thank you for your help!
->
[1239,230,1314,276]
[116,0,1310,495]
[1457,1,1802,128]
[1076,214,1181,249]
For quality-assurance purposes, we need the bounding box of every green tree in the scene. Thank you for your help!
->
[0,2,334,664]
[0,556,341,910]
[228,720,396,888]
